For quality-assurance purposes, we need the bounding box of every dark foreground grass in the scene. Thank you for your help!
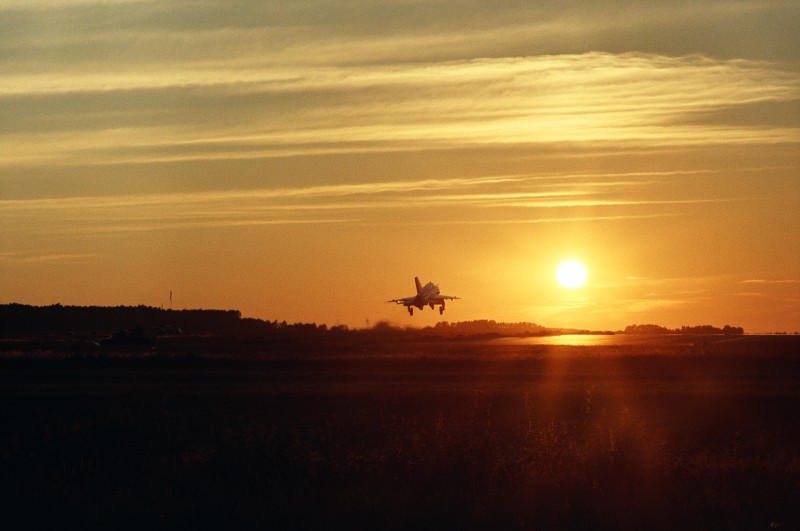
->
[1,339,799,530]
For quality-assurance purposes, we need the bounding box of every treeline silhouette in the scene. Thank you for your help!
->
[0,304,743,341]
[625,323,744,335]
[0,303,263,338]
[0,304,595,339]
[424,320,612,338]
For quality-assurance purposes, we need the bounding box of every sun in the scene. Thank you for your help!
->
[556,260,588,289]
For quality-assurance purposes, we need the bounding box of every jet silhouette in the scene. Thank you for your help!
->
[388,277,460,315]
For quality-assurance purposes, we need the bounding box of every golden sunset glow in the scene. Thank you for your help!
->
[556,261,588,289]
[0,1,798,332]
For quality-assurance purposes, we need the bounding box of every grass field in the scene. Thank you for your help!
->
[1,336,799,529]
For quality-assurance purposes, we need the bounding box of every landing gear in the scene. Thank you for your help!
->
[439,306,444,315]
[408,307,414,316]
[429,303,434,310]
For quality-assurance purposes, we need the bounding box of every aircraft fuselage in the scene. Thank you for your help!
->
[388,277,459,316]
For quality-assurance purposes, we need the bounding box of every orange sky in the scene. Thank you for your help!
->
[1,1,798,332]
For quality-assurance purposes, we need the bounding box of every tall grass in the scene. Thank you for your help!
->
[1,343,799,529]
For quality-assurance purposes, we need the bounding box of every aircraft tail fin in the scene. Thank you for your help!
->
[414,277,423,295]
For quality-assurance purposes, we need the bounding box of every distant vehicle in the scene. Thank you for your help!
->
[388,277,460,316]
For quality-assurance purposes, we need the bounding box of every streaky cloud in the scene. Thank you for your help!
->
[379,214,681,226]
[3,167,756,235]
[0,175,527,211]
[741,279,800,284]
[0,252,97,264]
[1,53,797,170]
[49,218,360,235]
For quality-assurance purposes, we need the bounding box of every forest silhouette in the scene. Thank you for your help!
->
[0,303,743,341]
[2,304,798,530]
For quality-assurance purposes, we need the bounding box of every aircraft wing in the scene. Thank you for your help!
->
[424,295,460,305]
[387,296,416,305]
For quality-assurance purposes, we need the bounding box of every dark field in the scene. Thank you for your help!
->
[2,336,799,530]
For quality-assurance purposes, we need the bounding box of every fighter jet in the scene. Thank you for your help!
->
[388,277,460,316]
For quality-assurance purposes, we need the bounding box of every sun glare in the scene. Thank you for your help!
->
[556,260,588,289]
